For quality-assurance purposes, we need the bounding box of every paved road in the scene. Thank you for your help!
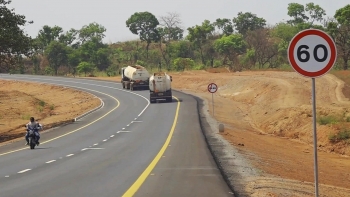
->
[0,74,233,197]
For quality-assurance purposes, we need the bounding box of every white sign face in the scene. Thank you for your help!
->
[208,83,217,93]
[288,29,337,78]
[293,35,331,72]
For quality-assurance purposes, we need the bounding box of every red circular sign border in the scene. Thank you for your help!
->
[208,83,217,93]
[288,29,337,78]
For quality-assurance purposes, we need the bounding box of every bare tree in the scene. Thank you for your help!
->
[158,12,184,70]
[245,28,278,68]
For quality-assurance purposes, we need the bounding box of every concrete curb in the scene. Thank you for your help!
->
[73,95,104,122]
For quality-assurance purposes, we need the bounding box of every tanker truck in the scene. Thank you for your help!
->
[149,72,173,103]
[120,65,150,90]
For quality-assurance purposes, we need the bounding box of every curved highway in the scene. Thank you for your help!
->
[0,74,232,197]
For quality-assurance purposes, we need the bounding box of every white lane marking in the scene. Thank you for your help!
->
[5,175,9,178]
[132,121,143,123]
[134,118,137,120]
[18,169,31,173]
[122,128,125,130]
[81,148,105,151]
[103,139,107,142]
[0,76,150,116]
[66,154,74,157]
[127,124,130,127]
[110,135,114,137]
[117,131,131,133]
[93,143,98,146]
[46,160,56,164]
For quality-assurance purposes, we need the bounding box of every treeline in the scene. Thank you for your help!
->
[1,1,350,76]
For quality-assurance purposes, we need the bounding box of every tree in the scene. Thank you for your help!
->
[59,28,79,48]
[0,0,34,72]
[213,18,233,36]
[187,20,215,65]
[214,34,246,71]
[245,28,279,68]
[327,5,350,70]
[173,58,194,71]
[126,11,160,59]
[286,2,326,29]
[78,22,106,44]
[44,41,69,75]
[77,61,95,76]
[287,3,308,25]
[158,12,184,42]
[232,12,266,36]
[158,12,184,69]
[36,25,64,53]
[79,37,110,70]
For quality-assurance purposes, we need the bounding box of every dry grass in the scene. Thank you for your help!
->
[0,80,101,145]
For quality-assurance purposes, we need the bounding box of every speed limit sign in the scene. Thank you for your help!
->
[208,83,218,93]
[288,29,337,78]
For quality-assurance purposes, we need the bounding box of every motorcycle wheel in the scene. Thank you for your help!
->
[29,138,35,149]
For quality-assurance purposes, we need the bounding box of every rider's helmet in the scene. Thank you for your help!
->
[30,117,35,122]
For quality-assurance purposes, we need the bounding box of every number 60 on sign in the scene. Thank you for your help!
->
[288,29,337,78]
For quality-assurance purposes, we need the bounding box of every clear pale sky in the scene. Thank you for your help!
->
[8,0,348,43]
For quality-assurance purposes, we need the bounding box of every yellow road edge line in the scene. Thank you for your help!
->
[0,89,120,157]
[122,96,181,197]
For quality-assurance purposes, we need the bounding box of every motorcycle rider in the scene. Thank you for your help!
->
[25,117,42,146]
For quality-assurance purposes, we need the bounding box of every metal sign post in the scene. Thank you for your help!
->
[288,29,337,197]
[208,83,218,117]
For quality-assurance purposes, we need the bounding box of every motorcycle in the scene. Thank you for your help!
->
[27,128,39,150]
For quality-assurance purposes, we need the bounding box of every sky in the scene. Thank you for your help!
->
[7,0,349,44]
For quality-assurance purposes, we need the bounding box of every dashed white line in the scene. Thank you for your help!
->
[66,154,74,157]
[132,121,143,123]
[46,160,56,164]
[93,143,98,146]
[110,135,114,137]
[103,139,107,142]
[122,128,125,130]
[18,169,31,174]
[5,175,9,178]
[134,118,137,120]
[127,124,130,127]
[117,131,131,133]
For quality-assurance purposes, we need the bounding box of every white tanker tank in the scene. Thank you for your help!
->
[149,72,172,103]
[120,65,150,90]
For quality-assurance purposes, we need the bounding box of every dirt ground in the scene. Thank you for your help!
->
[85,69,350,196]
[0,80,101,145]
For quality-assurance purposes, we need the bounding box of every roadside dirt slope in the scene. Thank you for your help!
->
[86,70,350,196]
[0,80,100,145]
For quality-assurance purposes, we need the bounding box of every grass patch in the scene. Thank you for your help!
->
[317,115,340,125]
[21,114,31,120]
[50,104,55,110]
[38,100,45,107]
[37,106,43,112]
[329,129,350,143]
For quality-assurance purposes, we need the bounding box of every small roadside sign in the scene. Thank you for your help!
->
[208,83,218,93]
[207,83,218,117]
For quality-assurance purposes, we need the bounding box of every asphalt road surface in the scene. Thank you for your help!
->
[0,74,233,197]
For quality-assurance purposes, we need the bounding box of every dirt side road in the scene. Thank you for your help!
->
[0,79,101,145]
[85,70,350,196]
